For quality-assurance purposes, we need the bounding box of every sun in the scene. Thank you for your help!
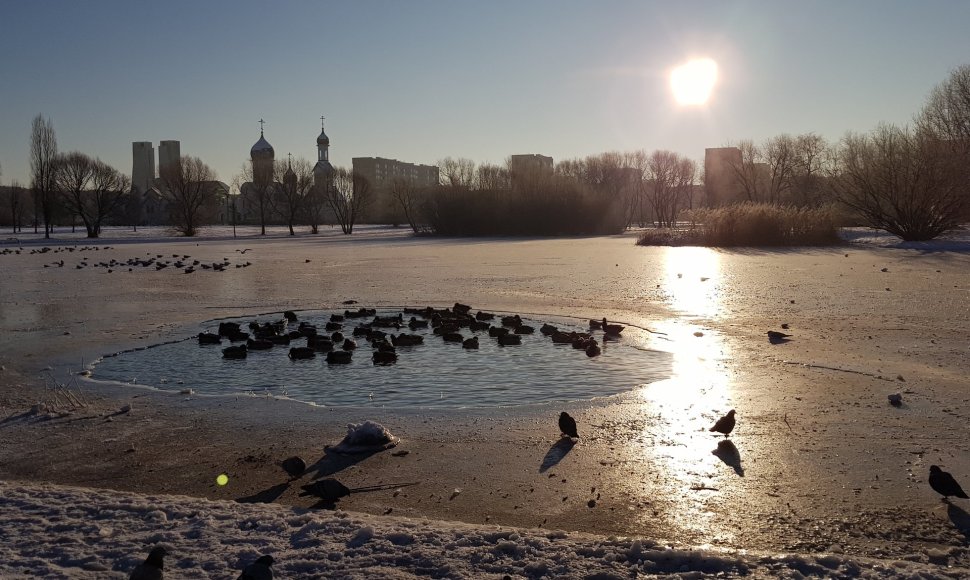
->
[670,58,718,106]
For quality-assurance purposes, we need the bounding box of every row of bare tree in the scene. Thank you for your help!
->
[22,115,131,238]
[231,158,373,236]
[422,150,699,233]
[715,65,970,240]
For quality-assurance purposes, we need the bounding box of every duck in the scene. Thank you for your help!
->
[488,326,510,337]
[326,350,352,364]
[222,345,248,359]
[288,347,316,360]
[372,351,398,365]
[197,332,222,345]
[601,318,624,335]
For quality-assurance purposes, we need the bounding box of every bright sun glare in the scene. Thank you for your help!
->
[670,58,718,106]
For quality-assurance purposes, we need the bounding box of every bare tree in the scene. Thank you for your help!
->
[158,156,216,236]
[829,124,967,240]
[791,133,829,206]
[762,134,799,203]
[675,157,698,212]
[7,181,27,233]
[304,182,330,234]
[437,157,476,188]
[326,167,373,234]
[475,163,510,191]
[29,115,58,238]
[918,64,970,149]
[388,177,426,233]
[726,135,815,205]
[272,157,314,235]
[725,140,762,203]
[646,151,681,227]
[235,157,274,235]
[626,150,650,227]
[54,152,130,238]
[917,64,970,219]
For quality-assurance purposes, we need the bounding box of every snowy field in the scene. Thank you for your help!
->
[1,480,964,579]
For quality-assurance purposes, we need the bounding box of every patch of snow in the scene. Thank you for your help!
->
[841,226,970,251]
[0,480,963,579]
[327,421,399,454]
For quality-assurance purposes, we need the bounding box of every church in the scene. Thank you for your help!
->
[237,118,335,225]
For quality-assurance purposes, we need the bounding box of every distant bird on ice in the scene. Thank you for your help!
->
[767,330,791,344]
[709,410,736,438]
[238,554,274,580]
[929,465,969,500]
[129,546,166,580]
[559,412,579,439]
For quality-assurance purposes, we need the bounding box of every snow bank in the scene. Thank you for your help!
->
[327,421,399,454]
[0,481,964,579]
[842,226,970,251]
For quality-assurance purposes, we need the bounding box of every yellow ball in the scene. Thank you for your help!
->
[216,473,229,486]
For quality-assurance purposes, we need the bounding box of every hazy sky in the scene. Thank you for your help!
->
[1,1,969,187]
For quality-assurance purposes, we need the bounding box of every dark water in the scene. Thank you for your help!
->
[91,310,672,408]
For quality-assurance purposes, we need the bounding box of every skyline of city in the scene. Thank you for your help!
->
[2,1,970,186]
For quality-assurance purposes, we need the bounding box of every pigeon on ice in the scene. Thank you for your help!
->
[709,410,736,438]
[929,465,969,500]
[237,554,274,580]
[767,331,791,344]
[559,412,579,439]
[129,546,166,580]
[281,456,307,478]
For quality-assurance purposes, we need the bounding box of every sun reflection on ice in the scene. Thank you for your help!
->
[660,247,723,320]
[620,246,740,544]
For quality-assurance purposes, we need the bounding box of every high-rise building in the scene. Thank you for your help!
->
[704,147,742,206]
[158,140,181,175]
[509,154,553,175]
[131,141,155,194]
[509,154,554,191]
[352,157,439,224]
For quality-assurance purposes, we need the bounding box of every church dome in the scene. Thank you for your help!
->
[317,127,330,146]
[251,132,274,158]
[284,164,297,188]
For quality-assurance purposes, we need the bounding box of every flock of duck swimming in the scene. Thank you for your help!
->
[201,304,623,366]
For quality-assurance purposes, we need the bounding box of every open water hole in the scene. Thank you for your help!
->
[91,309,672,408]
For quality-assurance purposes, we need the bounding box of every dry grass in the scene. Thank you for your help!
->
[637,203,842,247]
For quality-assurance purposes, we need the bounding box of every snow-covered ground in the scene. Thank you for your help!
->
[2,480,964,579]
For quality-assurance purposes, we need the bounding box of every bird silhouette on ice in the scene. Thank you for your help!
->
[129,546,166,580]
[709,410,736,438]
[767,331,792,344]
[929,465,969,500]
[559,411,579,439]
[237,554,274,580]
